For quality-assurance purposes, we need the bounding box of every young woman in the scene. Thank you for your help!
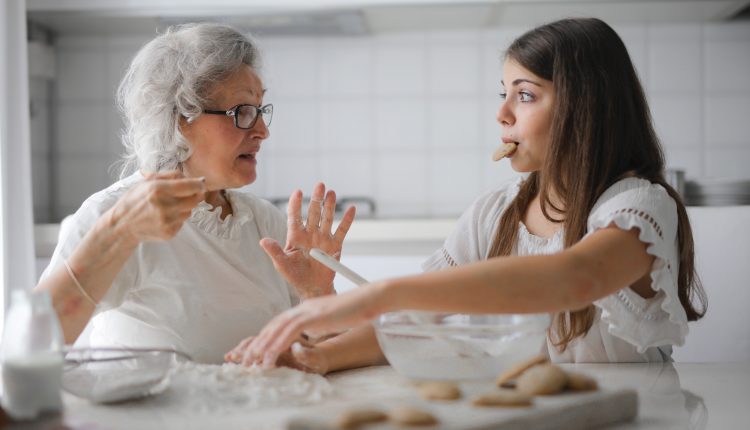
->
[226,17,707,370]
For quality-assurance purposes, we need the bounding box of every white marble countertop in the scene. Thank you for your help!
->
[6,361,748,430]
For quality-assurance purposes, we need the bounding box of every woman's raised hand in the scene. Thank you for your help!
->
[260,182,356,299]
[109,171,206,243]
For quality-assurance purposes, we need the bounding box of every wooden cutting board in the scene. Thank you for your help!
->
[287,388,637,430]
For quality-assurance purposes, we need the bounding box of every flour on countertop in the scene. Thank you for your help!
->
[165,362,333,412]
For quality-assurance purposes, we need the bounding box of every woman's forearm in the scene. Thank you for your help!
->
[378,228,652,316]
[35,208,139,343]
[317,325,387,373]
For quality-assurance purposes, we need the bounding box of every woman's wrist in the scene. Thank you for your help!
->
[298,283,336,300]
[101,206,140,249]
[368,280,398,317]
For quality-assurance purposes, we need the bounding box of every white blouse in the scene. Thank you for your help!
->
[40,172,299,364]
[423,177,687,363]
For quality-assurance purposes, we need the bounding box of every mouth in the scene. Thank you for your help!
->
[238,151,258,162]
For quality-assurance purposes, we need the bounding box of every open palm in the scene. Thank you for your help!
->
[261,183,356,300]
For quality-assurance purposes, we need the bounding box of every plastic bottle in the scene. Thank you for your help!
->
[1,290,64,420]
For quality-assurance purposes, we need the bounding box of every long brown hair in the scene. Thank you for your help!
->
[488,18,707,351]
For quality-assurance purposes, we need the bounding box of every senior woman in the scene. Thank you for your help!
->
[35,23,354,363]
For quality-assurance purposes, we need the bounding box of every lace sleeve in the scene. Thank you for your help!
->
[587,179,689,352]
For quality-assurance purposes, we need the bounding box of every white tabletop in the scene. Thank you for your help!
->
[5,362,749,430]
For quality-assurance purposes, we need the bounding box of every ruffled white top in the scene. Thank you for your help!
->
[40,172,299,364]
[423,177,686,362]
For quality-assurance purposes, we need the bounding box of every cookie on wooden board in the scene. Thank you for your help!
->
[472,390,533,407]
[516,364,568,396]
[495,355,549,388]
[416,381,462,401]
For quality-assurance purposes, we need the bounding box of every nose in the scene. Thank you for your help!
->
[251,116,270,140]
[496,100,514,127]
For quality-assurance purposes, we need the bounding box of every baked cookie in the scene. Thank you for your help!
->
[516,364,568,396]
[416,381,462,401]
[388,406,438,427]
[495,355,549,388]
[472,390,533,407]
[492,142,518,161]
[336,408,387,429]
[565,372,598,392]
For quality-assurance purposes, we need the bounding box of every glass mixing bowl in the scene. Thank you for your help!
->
[373,312,550,381]
[62,347,190,403]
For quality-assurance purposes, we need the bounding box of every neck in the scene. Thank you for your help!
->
[204,189,233,219]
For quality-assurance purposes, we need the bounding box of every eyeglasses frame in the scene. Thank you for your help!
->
[202,103,273,129]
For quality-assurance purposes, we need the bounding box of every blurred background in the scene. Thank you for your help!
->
[1,0,749,361]
[22,0,750,223]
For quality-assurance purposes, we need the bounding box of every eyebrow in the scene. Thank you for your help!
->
[500,78,543,87]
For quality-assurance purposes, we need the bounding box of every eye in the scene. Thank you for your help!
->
[499,92,507,100]
[519,91,535,102]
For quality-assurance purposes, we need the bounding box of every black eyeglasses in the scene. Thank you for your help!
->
[203,104,273,130]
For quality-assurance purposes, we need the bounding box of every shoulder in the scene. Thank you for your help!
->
[589,177,679,239]
[68,172,144,229]
[468,177,524,221]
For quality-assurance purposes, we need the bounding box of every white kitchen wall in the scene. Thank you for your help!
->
[34,21,750,221]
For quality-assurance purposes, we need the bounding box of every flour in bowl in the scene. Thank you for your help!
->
[166,362,333,412]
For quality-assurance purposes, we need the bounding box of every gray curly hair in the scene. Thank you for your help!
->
[116,22,261,176]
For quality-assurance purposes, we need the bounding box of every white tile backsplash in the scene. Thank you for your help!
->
[427,97,480,150]
[262,40,319,98]
[319,155,374,197]
[705,147,750,180]
[374,154,428,217]
[57,103,109,155]
[705,42,750,91]
[373,98,427,151]
[36,20,750,222]
[373,43,426,96]
[318,100,372,151]
[649,95,702,147]
[428,151,483,216]
[648,42,702,92]
[663,147,704,179]
[56,154,111,212]
[266,99,319,154]
[55,49,108,101]
[705,96,750,145]
[318,38,372,97]
[427,41,480,95]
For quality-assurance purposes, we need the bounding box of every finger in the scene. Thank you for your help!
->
[171,191,206,215]
[152,170,184,180]
[226,337,254,363]
[333,205,356,243]
[266,316,312,362]
[305,183,325,230]
[291,342,327,374]
[244,310,297,366]
[156,176,206,198]
[286,189,304,232]
[320,190,336,233]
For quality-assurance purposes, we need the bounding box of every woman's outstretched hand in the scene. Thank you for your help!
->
[227,284,386,369]
[260,182,356,299]
[225,336,329,375]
